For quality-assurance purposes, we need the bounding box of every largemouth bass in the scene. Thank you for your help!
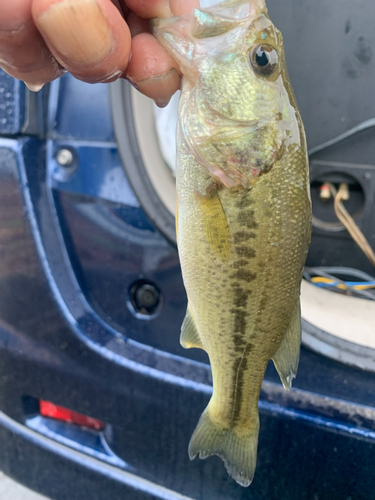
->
[152,0,311,487]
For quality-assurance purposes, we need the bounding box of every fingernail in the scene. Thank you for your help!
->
[101,69,123,83]
[158,3,173,17]
[37,0,112,66]
[170,0,200,16]
[134,68,180,106]
[154,97,172,108]
[125,75,139,91]
[24,82,45,92]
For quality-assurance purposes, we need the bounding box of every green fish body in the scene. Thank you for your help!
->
[152,0,311,487]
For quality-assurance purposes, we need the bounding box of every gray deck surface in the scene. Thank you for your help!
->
[0,472,51,500]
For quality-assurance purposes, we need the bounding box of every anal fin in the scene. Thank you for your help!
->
[180,307,204,350]
[272,298,301,390]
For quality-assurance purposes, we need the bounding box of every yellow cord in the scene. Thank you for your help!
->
[327,183,375,268]
[311,277,375,290]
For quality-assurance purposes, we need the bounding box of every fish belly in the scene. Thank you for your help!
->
[176,140,311,486]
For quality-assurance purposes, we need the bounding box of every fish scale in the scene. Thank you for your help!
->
[152,0,311,487]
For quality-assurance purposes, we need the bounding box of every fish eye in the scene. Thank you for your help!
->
[250,44,278,76]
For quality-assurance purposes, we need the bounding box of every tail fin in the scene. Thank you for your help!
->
[188,408,259,487]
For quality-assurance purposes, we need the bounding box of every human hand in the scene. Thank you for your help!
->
[0,0,199,107]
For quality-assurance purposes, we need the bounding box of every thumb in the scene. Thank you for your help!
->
[124,0,200,18]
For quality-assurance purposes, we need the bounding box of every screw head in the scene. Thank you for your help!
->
[364,172,371,181]
[135,284,160,309]
[56,149,74,167]
[130,282,161,316]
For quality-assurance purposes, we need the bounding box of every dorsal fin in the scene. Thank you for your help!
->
[180,307,205,350]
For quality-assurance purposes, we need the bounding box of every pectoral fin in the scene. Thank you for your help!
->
[198,191,230,261]
[180,307,204,350]
[272,298,301,390]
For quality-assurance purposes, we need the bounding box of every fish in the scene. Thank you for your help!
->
[152,0,311,488]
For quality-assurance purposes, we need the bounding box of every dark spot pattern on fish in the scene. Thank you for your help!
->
[233,288,252,308]
[247,219,258,229]
[230,342,253,425]
[231,269,257,282]
[237,209,258,228]
[235,195,253,209]
[232,308,247,333]
[232,334,249,354]
[230,281,240,289]
[234,231,256,244]
[233,334,246,348]
[235,246,256,258]
[258,287,269,312]
[235,259,250,268]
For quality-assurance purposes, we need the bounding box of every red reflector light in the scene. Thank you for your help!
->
[39,400,104,431]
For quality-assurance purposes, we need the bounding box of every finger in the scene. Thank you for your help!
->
[169,0,201,15]
[111,0,128,17]
[124,0,199,105]
[32,0,131,83]
[126,33,180,107]
[124,0,200,18]
[0,0,64,90]
[126,11,150,38]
